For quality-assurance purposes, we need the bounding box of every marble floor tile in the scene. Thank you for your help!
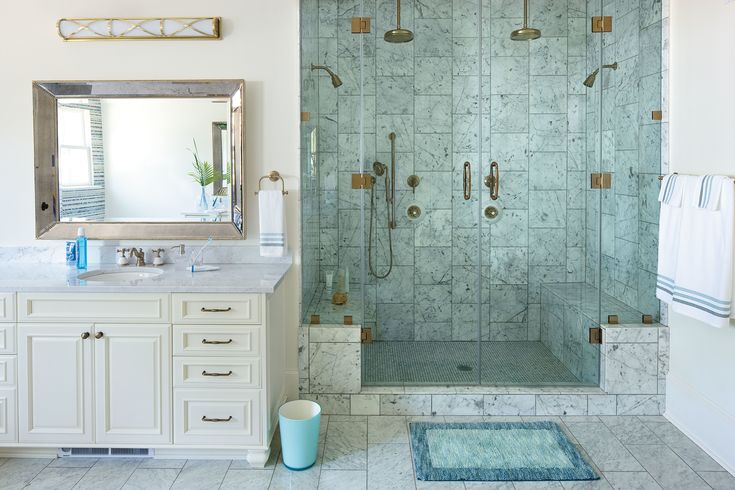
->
[322,419,368,470]
[697,471,735,489]
[626,444,710,489]
[122,468,180,490]
[318,469,367,490]
[74,459,142,490]
[367,443,415,490]
[415,481,465,489]
[463,482,515,489]
[47,457,99,468]
[642,421,723,471]
[137,459,187,469]
[169,460,230,490]
[603,471,663,489]
[218,469,272,490]
[0,458,52,488]
[513,483,564,489]
[560,478,613,489]
[368,415,409,444]
[269,461,321,490]
[598,416,662,445]
[564,422,643,472]
[25,467,87,489]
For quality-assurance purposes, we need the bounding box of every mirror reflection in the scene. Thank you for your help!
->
[57,97,232,223]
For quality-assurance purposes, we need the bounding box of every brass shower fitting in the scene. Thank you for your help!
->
[388,132,397,229]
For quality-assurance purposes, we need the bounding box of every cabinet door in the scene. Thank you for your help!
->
[94,324,171,444]
[18,324,93,444]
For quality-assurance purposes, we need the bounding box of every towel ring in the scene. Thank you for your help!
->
[255,170,288,195]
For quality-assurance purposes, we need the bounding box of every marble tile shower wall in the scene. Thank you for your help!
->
[311,0,590,342]
[583,0,662,319]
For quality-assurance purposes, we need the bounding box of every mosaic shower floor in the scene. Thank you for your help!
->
[362,341,587,386]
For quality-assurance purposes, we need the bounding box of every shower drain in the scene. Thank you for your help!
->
[456,364,473,372]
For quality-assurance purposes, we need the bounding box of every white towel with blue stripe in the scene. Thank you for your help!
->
[657,174,735,327]
[259,190,286,257]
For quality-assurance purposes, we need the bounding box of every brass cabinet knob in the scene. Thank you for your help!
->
[95,332,104,339]
[81,332,90,339]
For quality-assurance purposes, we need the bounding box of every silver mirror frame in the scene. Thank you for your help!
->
[32,79,246,240]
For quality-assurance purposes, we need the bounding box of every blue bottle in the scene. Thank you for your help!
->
[76,227,88,270]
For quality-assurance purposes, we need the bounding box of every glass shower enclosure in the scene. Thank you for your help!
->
[301,0,662,388]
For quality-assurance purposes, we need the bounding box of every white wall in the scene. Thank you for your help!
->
[0,0,301,396]
[667,0,735,473]
[102,99,228,220]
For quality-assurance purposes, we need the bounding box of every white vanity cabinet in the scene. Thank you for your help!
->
[3,287,286,466]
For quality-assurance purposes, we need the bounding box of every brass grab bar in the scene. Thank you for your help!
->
[485,161,499,200]
[202,370,233,377]
[201,307,232,312]
[463,161,471,200]
[201,416,233,422]
[201,338,233,345]
[389,132,397,229]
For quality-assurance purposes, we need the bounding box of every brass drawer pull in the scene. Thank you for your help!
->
[201,338,233,345]
[202,370,233,377]
[201,415,233,423]
[81,332,90,339]
[200,307,232,313]
[95,332,104,339]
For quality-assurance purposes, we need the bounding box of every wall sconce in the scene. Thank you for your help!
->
[57,17,221,41]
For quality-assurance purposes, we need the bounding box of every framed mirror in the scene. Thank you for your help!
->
[33,80,246,240]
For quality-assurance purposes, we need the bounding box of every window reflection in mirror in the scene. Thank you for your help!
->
[57,97,232,223]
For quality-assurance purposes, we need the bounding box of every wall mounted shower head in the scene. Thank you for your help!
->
[311,64,343,88]
[384,0,413,43]
[583,62,618,88]
[510,0,541,41]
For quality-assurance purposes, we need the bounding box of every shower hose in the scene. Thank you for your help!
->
[368,173,394,279]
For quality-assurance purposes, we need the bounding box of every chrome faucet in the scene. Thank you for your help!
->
[129,248,145,267]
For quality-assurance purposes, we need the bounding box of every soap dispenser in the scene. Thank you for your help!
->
[151,248,165,266]
[76,227,88,270]
[116,248,130,266]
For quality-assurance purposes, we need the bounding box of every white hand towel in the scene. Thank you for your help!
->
[656,175,696,303]
[670,176,735,327]
[259,190,286,257]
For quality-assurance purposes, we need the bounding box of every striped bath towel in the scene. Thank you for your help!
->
[658,174,735,327]
[259,190,286,257]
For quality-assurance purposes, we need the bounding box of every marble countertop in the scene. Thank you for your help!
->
[0,262,291,294]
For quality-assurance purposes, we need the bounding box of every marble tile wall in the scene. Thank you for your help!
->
[307,0,591,342]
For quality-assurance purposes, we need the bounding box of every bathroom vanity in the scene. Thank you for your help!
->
[0,262,290,466]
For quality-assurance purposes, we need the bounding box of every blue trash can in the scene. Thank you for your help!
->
[278,400,321,471]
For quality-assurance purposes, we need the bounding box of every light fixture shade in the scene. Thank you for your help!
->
[57,17,221,41]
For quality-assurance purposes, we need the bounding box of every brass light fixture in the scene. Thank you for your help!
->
[510,0,541,41]
[57,17,221,41]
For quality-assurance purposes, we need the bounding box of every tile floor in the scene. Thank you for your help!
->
[1,416,732,489]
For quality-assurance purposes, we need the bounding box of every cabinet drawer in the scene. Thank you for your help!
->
[174,325,260,357]
[0,324,15,355]
[0,293,15,322]
[173,294,261,325]
[0,357,15,386]
[18,293,170,323]
[174,357,261,389]
[0,388,17,443]
[174,389,261,445]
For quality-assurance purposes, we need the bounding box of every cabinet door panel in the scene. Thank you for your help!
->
[0,388,17,442]
[94,324,171,444]
[18,324,93,443]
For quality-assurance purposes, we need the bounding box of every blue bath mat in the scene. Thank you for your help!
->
[409,422,599,482]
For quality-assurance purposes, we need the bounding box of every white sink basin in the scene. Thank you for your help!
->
[78,267,164,283]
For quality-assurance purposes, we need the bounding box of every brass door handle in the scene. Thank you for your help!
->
[200,307,232,313]
[95,332,104,339]
[202,370,233,377]
[463,161,471,200]
[81,332,90,339]
[201,415,233,422]
[484,161,500,200]
[201,338,233,345]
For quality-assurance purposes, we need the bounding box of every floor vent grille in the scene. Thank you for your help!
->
[59,448,152,458]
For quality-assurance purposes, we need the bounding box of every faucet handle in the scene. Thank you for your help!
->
[151,248,164,258]
[116,248,129,257]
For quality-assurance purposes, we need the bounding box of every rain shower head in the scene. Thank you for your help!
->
[583,62,618,87]
[384,0,413,43]
[511,0,541,41]
[311,64,343,88]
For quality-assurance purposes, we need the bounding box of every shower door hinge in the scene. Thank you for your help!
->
[589,327,603,344]
[351,17,371,33]
[301,111,311,122]
[352,173,373,189]
[651,110,663,121]
[591,16,613,33]
[361,328,373,343]
[590,173,612,189]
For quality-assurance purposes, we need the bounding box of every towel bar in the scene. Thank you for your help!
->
[255,170,288,195]
[658,173,735,182]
